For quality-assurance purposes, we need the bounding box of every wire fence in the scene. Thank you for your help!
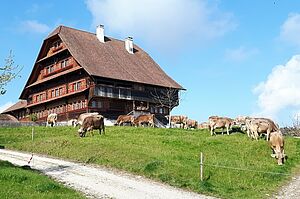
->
[199,152,291,181]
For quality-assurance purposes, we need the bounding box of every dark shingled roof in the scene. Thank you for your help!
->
[45,26,183,89]
[2,100,27,113]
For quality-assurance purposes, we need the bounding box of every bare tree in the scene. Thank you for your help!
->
[151,87,180,127]
[0,51,22,95]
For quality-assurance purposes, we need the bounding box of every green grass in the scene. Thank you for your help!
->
[0,160,85,199]
[1,126,300,199]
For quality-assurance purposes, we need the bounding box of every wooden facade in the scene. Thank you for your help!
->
[3,26,182,122]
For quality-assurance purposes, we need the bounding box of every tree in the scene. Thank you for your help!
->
[151,87,180,127]
[0,51,22,95]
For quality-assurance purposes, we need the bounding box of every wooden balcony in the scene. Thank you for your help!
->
[27,81,88,107]
[42,57,76,78]
[93,85,155,102]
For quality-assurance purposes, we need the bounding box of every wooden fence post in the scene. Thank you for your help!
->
[200,152,203,181]
[32,128,34,141]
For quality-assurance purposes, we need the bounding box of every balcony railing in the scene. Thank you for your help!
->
[94,85,155,102]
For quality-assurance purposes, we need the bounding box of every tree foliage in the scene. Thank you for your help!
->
[0,51,22,95]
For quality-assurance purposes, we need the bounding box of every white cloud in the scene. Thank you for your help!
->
[253,55,300,119]
[20,20,50,34]
[0,101,14,113]
[280,13,300,46]
[85,0,235,50]
[225,46,258,62]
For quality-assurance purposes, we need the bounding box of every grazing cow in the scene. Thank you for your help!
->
[245,117,279,140]
[186,119,198,129]
[198,122,209,129]
[133,114,155,127]
[78,115,105,137]
[75,112,99,127]
[46,113,57,127]
[115,115,135,126]
[208,116,233,136]
[170,115,188,128]
[269,131,286,165]
[67,119,77,127]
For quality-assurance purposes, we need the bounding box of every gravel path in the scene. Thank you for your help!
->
[0,149,215,199]
[275,174,300,199]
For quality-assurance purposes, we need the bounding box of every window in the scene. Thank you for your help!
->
[159,107,163,114]
[59,88,63,96]
[51,90,55,98]
[53,41,61,49]
[73,81,82,91]
[47,65,54,74]
[92,101,97,108]
[55,89,59,97]
[107,87,113,97]
[61,59,69,68]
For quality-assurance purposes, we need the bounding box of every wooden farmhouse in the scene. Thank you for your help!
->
[3,25,183,122]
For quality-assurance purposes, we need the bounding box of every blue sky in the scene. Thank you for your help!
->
[1,0,300,126]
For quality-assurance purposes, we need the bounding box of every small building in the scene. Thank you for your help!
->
[3,25,183,122]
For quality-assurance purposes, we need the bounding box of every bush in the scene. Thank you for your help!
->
[29,114,37,122]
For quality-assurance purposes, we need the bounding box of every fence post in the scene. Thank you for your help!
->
[32,128,34,141]
[200,152,203,181]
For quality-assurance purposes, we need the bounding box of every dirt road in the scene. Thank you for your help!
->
[0,149,215,199]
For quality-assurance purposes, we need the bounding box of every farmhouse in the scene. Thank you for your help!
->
[2,25,183,122]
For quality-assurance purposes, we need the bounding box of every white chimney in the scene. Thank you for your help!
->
[125,37,134,54]
[96,24,105,43]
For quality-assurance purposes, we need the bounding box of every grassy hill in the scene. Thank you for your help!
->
[1,126,300,198]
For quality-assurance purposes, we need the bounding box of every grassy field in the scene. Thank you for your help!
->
[0,160,85,199]
[1,126,300,199]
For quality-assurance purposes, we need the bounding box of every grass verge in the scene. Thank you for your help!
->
[0,160,85,199]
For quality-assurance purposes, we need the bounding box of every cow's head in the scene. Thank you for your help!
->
[272,145,285,165]
[78,127,86,137]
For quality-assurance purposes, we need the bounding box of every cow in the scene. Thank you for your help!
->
[115,115,135,126]
[75,112,99,127]
[46,113,57,127]
[186,119,198,129]
[78,115,105,137]
[208,116,233,136]
[170,115,188,128]
[67,119,77,127]
[269,131,286,165]
[198,122,209,129]
[133,114,155,127]
[245,117,279,140]
[233,116,249,132]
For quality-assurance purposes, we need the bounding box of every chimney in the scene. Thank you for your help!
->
[96,24,105,43]
[125,37,134,54]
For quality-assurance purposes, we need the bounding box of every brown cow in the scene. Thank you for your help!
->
[115,115,135,126]
[75,112,99,127]
[198,122,209,129]
[208,116,233,136]
[186,119,198,129]
[133,114,155,127]
[170,115,188,128]
[245,117,279,140]
[78,115,105,137]
[269,131,286,165]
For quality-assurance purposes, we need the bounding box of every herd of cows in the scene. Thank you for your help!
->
[45,113,286,165]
